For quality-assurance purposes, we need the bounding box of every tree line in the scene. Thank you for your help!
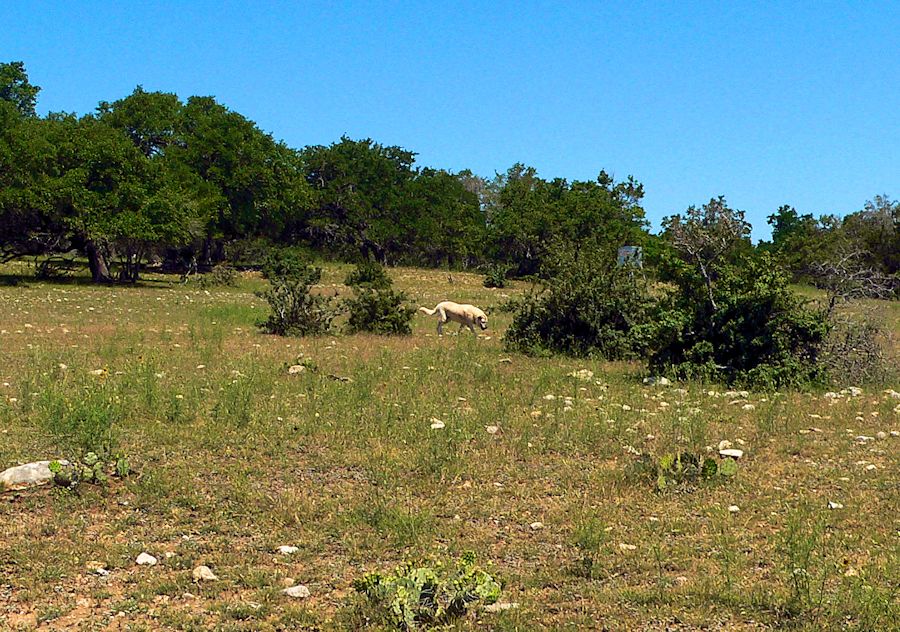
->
[0,62,646,282]
[1,61,896,286]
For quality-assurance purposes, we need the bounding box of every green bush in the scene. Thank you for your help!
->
[345,261,392,289]
[504,245,657,358]
[649,254,829,387]
[261,248,310,281]
[353,552,501,630]
[343,287,416,335]
[196,263,237,288]
[482,264,508,289]
[257,264,335,336]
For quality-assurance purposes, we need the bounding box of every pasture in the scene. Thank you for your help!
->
[0,262,897,630]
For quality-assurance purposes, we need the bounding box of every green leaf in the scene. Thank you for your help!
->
[115,457,130,478]
[719,459,738,477]
[701,457,719,479]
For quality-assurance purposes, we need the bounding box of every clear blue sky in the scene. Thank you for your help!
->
[4,1,898,240]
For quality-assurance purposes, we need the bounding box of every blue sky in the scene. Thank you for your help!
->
[4,1,898,240]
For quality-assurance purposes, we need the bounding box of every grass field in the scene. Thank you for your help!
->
[1,262,898,631]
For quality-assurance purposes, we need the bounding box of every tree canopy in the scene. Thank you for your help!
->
[0,61,895,289]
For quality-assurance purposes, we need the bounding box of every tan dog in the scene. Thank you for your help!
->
[418,301,488,335]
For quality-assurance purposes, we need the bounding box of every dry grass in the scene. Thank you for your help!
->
[0,261,897,631]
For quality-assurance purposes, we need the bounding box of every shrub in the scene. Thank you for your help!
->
[345,261,392,289]
[343,287,416,335]
[261,248,310,281]
[353,553,501,630]
[482,264,508,289]
[196,263,237,288]
[257,264,335,336]
[650,254,830,388]
[818,314,894,385]
[504,245,658,358]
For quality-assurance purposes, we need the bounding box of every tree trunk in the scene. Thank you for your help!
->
[86,240,112,283]
[200,236,213,269]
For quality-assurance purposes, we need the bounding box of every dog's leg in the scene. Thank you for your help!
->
[437,307,447,336]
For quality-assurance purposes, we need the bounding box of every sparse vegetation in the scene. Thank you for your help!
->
[1,262,896,629]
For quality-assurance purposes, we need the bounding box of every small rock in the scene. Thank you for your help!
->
[885,389,900,400]
[485,425,499,435]
[484,601,519,613]
[728,505,740,514]
[719,449,744,459]
[429,418,445,430]
[0,460,70,491]
[827,501,844,510]
[741,403,755,411]
[282,584,311,598]
[287,365,305,375]
[717,440,733,451]
[619,543,637,551]
[529,521,544,530]
[192,565,218,581]
[675,576,689,585]
[891,430,899,437]
[276,545,299,555]
[865,464,877,471]
[86,560,109,576]
[876,431,887,440]
[136,552,158,566]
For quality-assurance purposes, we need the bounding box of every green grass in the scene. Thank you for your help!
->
[0,263,897,630]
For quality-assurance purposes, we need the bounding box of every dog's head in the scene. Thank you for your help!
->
[476,314,488,330]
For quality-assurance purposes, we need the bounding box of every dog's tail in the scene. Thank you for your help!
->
[418,306,437,316]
